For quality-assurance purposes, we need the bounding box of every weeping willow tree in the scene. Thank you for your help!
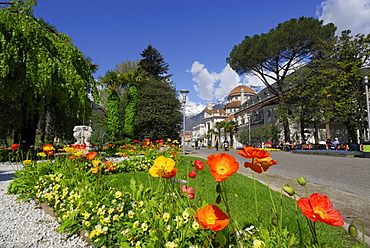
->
[0,0,97,148]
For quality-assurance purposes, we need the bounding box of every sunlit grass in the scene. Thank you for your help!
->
[108,155,358,247]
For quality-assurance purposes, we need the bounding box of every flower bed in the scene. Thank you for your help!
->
[6,142,364,247]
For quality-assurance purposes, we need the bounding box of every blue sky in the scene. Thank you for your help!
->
[33,0,370,113]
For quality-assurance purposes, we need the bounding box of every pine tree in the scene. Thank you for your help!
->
[139,45,171,81]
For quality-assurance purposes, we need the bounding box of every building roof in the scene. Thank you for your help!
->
[229,85,255,96]
[225,100,241,109]
[223,114,235,122]
[204,108,226,115]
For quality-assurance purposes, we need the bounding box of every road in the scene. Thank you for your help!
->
[186,147,370,245]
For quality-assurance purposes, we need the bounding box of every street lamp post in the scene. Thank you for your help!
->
[358,66,370,158]
[180,90,189,155]
[357,66,370,141]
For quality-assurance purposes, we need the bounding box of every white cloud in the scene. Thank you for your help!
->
[187,62,242,101]
[214,64,241,99]
[187,61,218,100]
[316,0,370,35]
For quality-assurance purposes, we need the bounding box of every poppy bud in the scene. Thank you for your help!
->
[283,186,295,196]
[216,195,222,204]
[234,194,239,199]
[348,224,358,238]
[297,176,306,186]
[271,217,278,227]
[201,182,205,187]
[257,216,262,223]
[169,203,174,211]
[216,184,222,193]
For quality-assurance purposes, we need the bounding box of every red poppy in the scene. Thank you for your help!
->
[193,159,205,170]
[10,144,20,151]
[207,153,239,182]
[188,170,197,178]
[194,205,229,231]
[244,157,278,173]
[238,147,270,159]
[297,193,344,226]
[85,152,98,160]
[162,168,178,179]
[46,150,55,156]
[71,144,86,150]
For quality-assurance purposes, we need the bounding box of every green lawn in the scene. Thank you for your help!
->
[108,155,358,247]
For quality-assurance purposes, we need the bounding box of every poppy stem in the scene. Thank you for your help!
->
[262,170,277,214]
[351,218,366,248]
[251,169,260,219]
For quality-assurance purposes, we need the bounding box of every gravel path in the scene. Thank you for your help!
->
[0,162,93,248]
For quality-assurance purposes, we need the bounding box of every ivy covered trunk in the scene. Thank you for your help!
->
[106,90,121,142]
[123,85,138,139]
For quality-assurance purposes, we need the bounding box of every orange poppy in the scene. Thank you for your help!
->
[107,165,116,171]
[238,147,270,159]
[244,157,278,173]
[194,205,229,231]
[161,168,178,178]
[10,143,20,151]
[104,161,113,165]
[207,153,239,182]
[85,152,98,160]
[297,193,344,226]
[42,144,54,151]
[68,155,75,159]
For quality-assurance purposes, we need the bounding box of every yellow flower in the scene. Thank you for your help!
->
[165,241,178,248]
[133,221,140,228]
[23,160,32,164]
[63,146,78,153]
[121,228,130,236]
[148,156,176,177]
[90,167,99,173]
[128,211,135,218]
[37,152,47,157]
[92,160,101,166]
[163,212,170,222]
[192,221,199,230]
[253,240,265,248]
[141,222,148,231]
[83,220,91,227]
[74,149,84,157]
[115,191,122,198]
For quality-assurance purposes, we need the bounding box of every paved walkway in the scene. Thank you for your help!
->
[186,147,370,245]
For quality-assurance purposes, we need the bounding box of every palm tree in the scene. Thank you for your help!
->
[207,129,218,146]
[214,121,224,144]
[224,121,239,147]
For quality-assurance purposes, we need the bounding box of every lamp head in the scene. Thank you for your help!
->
[180,89,189,96]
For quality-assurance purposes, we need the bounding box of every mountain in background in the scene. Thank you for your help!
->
[185,101,226,131]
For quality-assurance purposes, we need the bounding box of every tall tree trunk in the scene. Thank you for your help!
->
[39,106,47,144]
[277,88,290,142]
[21,113,38,150]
